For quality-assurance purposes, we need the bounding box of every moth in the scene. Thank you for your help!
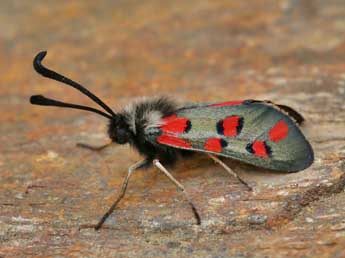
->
[30,51,314,230]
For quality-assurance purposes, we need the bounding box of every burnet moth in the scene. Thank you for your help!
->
[30,51,314,230]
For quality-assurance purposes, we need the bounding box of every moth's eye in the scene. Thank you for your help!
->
[108,118,131,144]
[115,127,130,144]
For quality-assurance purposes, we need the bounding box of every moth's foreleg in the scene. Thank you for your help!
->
[76,142,112,151]
[207,154,252,191]
[95,158,149,230]
[152,159,201,225]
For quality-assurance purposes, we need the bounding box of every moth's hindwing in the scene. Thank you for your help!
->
[147,100,314,172]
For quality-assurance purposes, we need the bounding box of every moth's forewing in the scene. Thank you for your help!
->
[147,101,314,172]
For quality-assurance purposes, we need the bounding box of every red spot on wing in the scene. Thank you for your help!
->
[157,134,191,148]
[252,141,269,158]
[204,138,227,153]
[161,114,191,134]
[269,120,289,142]
[210,100,243,107]
[223,116,241,136]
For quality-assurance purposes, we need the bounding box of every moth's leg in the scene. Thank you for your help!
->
[152,159,201,225]
[207,154,252,191]
[95,158,149,230]
[76,142,112,151]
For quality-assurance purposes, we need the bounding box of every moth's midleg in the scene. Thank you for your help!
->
[153,159,201,225]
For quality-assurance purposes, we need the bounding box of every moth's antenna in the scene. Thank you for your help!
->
[33,51,117,118]
[30,95,113,119]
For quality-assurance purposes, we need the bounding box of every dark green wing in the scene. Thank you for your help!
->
[148,100,314,172]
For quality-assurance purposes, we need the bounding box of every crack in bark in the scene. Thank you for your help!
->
[313,137,345,143]
[268,171,345,228]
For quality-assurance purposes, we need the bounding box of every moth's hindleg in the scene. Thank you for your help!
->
[95,159,149,230]
[76,142,112,151]
[152,159,201,225]
[208,154,252,191]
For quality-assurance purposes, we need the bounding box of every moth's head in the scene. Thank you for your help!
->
[108,115,132,144]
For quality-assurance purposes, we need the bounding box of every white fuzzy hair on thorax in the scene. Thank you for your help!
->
[122,97,166,134]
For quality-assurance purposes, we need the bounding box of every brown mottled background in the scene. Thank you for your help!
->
[1,1,345,257]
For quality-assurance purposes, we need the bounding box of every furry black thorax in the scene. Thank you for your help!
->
[108,97,192,165]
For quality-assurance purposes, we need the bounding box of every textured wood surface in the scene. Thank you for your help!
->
[1,1,345,257]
